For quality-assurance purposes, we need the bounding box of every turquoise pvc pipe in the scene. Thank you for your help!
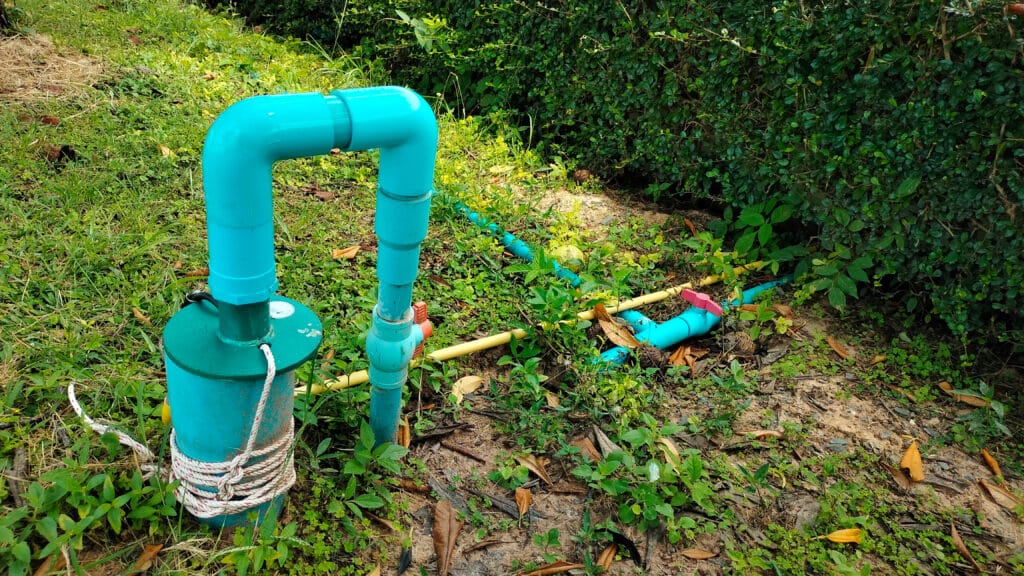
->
[617,309,657,333]
[207,86,438,447]
[167,87,435,530]
[204,92,352,316]
[454,202,582,287]
[331,88,437,446]
[599,278,791,366]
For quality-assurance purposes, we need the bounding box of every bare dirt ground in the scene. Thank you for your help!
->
[388,189,1024,575]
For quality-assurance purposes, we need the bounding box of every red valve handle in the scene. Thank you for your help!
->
[412,301,432,356]
[680,289,723,317]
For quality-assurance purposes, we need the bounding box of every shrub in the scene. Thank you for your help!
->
[207,0,1024,341]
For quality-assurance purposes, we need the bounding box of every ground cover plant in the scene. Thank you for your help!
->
[1,1,1023,574]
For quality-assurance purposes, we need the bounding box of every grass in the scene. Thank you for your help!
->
[2,0,1023,574]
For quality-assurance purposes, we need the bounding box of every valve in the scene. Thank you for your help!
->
[680,289,723,317]
[412,301,432,356]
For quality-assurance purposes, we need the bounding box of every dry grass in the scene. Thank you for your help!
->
[0,33,105,101]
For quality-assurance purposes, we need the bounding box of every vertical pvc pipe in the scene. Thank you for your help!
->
[331,87,437,445]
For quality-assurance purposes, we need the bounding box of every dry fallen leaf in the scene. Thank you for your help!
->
[33,555,67,576]
[451,375,484,403]
[183,267,208,278]
[936,381,991,407]
[900,440,925,482]
[203,71,218,80]
[978,478,1023,511]
[980,449,1003,480]
[593,303,641,349]
[397,416,411,448]
[772,303,795,319]
[158,144,172,158]
[869,354,887,366]
[365,566,381,576]
[514,454,553,485]
[656,437,682,472]
[592,426,623,456]
[683,218,698,238]
[332,245,361,260]
[597,543,618,569]
[544,391,560,408]
[819,528,863,544]
[680,548,718,559]
[668,345,710,372]
[130,543,163,574]
[738,429,785,440]
[826,336,852,360]
[521,561,586,576]
[570,437,602,463]
[132,307,152,327]
[1009,4,1024,16]
[514,487,532,518]
[886,463,914,491]
[950,522,982,572]
[433,500,463,576]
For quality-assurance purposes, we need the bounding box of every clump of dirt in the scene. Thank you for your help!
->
[0,34,104,101]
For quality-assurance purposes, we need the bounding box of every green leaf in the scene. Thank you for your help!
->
[847,264,868,283]
[848,219,866,232]
[619,428,649,447]
[828,287,847,309]
[770,204,793,224]
[343,459,366,475]
[315,438,331,457]
[374,443,408,462]
[12,541,31,564]
[737,210,765,227]
[896,176,921,198]
[35,516,59,542]
[351,493,385,509]
[757,223,772,246]
[834,274,859,297]
[682,454,704,483]
[107,507,123,535]
[734,232,756,256]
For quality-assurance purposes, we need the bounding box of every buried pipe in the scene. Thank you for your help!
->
[162,87,436,526]
[297,262,766,396]
[599,277,792,367]
[454,201,583,287]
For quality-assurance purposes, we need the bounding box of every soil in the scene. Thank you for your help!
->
[386,191,1024,575]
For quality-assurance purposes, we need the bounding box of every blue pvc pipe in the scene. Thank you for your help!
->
[454,202,582,287]
[195,87,435,470]
[599,278,791,366]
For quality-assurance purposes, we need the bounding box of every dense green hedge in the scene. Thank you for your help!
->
[209,0,1023,340]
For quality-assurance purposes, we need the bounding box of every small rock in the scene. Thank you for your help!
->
[827,438,849,453]
[879,431,893,440]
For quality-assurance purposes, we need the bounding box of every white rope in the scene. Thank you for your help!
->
[67,383,163,480]
[67,343,296,520]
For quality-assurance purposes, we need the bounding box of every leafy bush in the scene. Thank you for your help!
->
[211,0,1024,340]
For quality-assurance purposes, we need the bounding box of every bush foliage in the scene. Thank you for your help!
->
[211,0,1023,340]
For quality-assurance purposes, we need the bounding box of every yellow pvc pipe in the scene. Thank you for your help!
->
[296,262,763,396]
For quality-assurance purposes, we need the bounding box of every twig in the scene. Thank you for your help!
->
[465,487,546,520]
[440,439,487,463]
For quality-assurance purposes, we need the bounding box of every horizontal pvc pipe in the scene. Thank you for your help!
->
[455,202,582,287]
[599,277,791,366]
[297,262,765,396]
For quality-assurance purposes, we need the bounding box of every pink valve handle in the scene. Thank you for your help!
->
[412,301,432,356]
[680,289,723,317]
